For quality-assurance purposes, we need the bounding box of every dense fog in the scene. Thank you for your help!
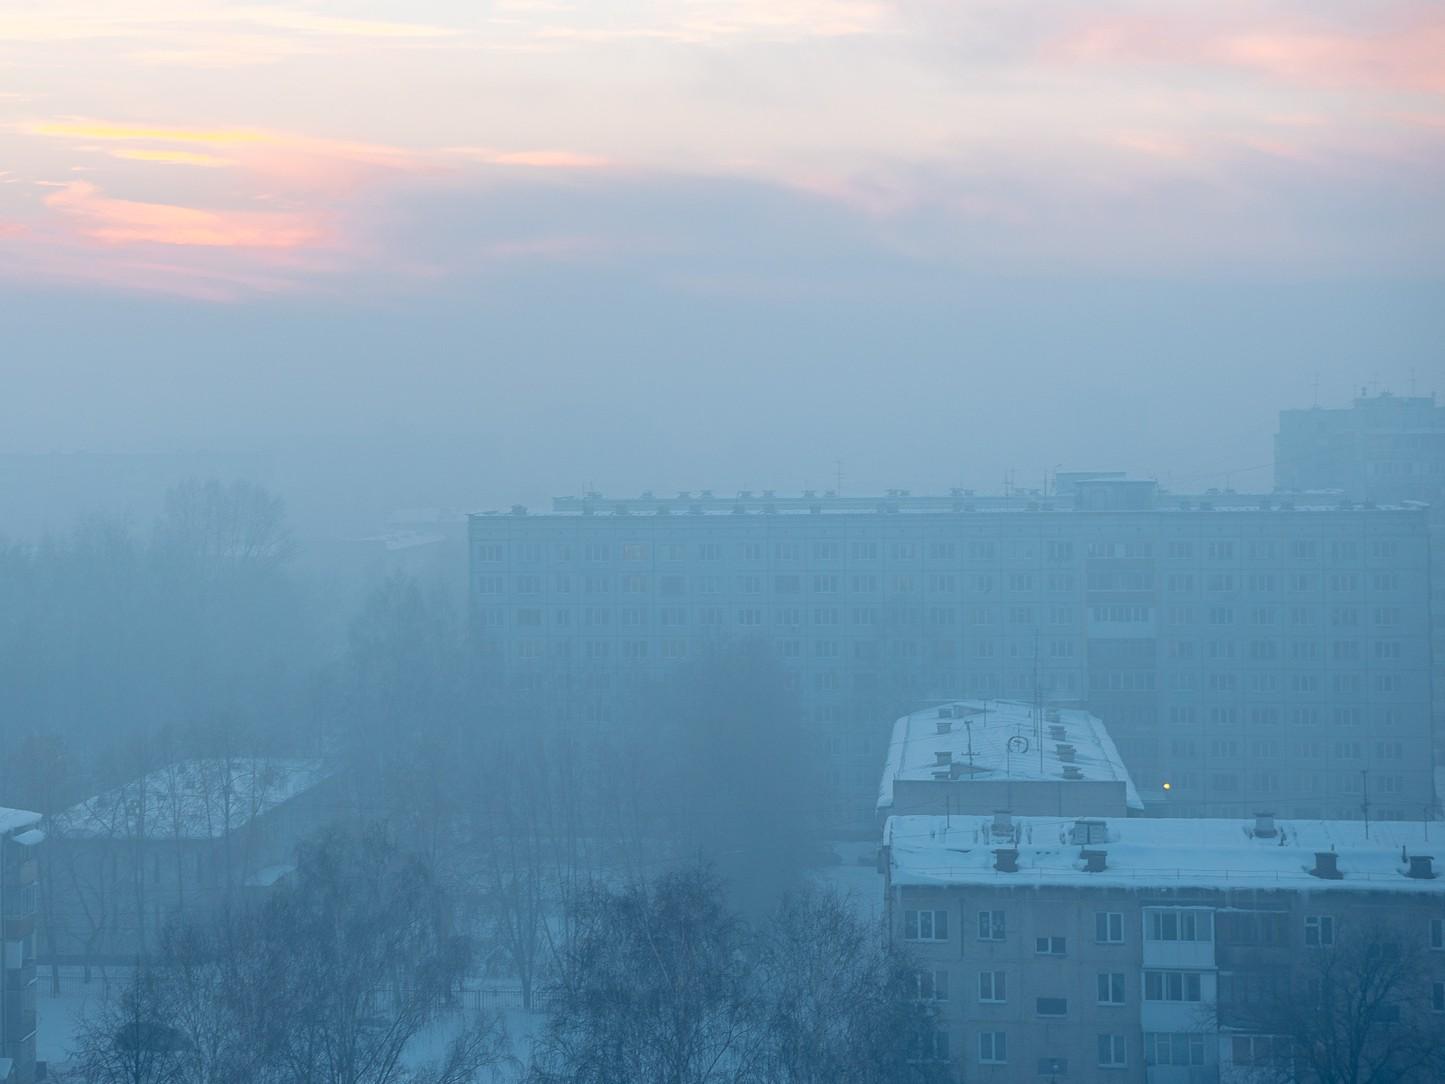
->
[3,2,1444,1082]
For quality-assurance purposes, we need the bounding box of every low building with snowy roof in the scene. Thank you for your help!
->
[877,700,1143,824]
[1,808,43,1084]
[48,759,336,962]
[883,812,1445,1083]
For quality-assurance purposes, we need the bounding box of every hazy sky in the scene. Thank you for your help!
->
[2,1,1442,523]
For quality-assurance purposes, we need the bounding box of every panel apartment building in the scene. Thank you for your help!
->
[1276,390,1445,780]
[468,477,1435,829]
[883,813,1445,1084]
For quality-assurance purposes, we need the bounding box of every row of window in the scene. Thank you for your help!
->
[475,537,1411,565]
[479,574,1414,602]
[903,909,1445,949]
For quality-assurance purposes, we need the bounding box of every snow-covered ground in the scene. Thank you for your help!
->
[36,968,545,1080]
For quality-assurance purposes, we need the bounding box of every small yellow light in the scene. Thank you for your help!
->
[1161,782,1172,791]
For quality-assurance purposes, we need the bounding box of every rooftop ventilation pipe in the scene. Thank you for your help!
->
[1406,855,1435,880]
[1252,812,1278,838]
[1311,851,1343,880]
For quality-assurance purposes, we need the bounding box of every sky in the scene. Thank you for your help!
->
[2,1,1442,529]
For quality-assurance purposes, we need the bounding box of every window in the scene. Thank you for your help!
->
[1036,997,1068,1017]
[978,970,1006,1003]
[1147,909,1213,942]
[621,542,648,560]
[1233,1035,1288,1067]
[914,969,949,1002]
[1145,1033,1205,1067]
[1431,918,1443,951]
[1433,982,1444,1013]
[1096,912,1124,943]
[978,1031,1006,1065]
[1035,936,1066,956]
[1097,1035,1127,1068]
[1097,973,1125,1005]
[1305,915,1334,947]
[905,909,949,942]
[1145,971,1202,1002]
[978,910,1005,941]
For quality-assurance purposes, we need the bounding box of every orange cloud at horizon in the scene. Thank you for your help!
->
[44,181,323,248]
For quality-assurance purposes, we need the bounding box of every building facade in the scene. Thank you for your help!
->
[469,481,1436,829]
[1276,390,1445,797]
[1,808,42,1084]
[884,813,1445,1084]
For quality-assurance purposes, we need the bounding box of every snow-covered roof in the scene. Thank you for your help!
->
[886,814,1445,894]
[0,807,41,837]
[57,759,326,841]
[878,700,1143,813]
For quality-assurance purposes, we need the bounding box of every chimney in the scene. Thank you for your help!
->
[1252,812,1278,839]
[1062,766,1084,780]
[1082,849,1107,873]
[1056,743,1077,763]
[936,718,953,735]
[1311,852,1343,880]
[1406,855,1436,880]
[991,810,1014,838]
[935,751,953,767]
[993,848,1019,873]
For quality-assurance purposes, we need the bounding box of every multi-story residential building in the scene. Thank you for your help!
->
[1,807,43,1084]
[878,700,1143,823]
[1276,391,1444,504]
[1276,390,1445,800]
[468,479,1435,829]
[883,812,1445,1083]
[48,759,332,961]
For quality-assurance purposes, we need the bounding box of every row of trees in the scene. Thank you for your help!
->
[75,825,508,1084]
[74,838,943,1084]
[533,866,945,1084]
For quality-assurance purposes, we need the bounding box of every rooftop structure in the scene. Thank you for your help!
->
[878,700,1143,820]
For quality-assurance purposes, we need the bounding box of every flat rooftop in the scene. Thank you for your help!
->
[886,814,1445,894]
[878,700,1144,814]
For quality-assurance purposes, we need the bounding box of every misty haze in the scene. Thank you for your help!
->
[2,4,1444,1084]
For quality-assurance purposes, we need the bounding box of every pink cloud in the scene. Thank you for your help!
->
[1047,7,1445,95]
[44,181,323,248]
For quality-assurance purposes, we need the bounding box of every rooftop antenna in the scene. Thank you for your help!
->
[1409,366,1417,396]
[834,458,843,495]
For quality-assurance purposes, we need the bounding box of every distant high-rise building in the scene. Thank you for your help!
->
[1276,391,1444,504]
[1276,390,1445,810]
[469,481,1436,830]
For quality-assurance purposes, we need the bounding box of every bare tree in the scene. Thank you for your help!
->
[530,865,761,1084]
[246,823,503,1084]
[1219,923,1445,1084]
[72,967,188,1084]
[754,886,947,1084]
